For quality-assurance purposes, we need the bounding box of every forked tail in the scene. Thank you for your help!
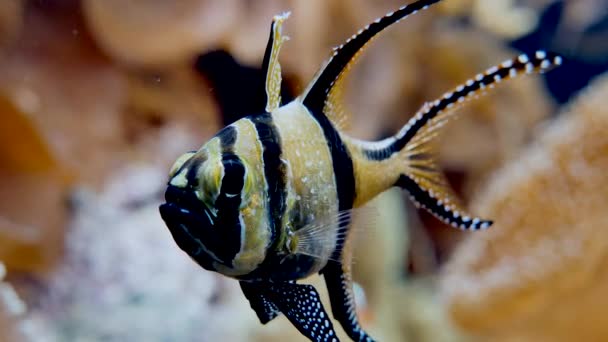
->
[362,51,562,230]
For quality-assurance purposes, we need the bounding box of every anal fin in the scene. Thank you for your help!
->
[322,262,374,342]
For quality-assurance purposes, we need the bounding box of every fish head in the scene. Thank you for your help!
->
[159,141,261,274]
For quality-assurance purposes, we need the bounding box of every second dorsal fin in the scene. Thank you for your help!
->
[300,0,442,129]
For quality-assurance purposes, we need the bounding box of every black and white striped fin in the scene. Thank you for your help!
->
[379,51,564,157]
[262,12,290,112]
[397,174,492,230]
[300,0,442,128]
[386,51,562,230]
[322,262,374,342]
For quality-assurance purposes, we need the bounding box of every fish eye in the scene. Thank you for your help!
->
[221,154,256,207]
[220,154,246,198]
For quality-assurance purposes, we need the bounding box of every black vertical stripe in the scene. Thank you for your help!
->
[240,110,354,280]
[214,153,246,265]
[217,125,238,152]
[183,152,207,187]
[185,125,236,187]
[247,114,287,249]
[219,154,246,197]
[309,108,356,212]
[194,124,242,266]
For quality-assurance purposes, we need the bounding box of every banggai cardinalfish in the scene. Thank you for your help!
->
[159,0,562,340]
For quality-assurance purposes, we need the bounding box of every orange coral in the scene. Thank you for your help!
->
[0,94,68,273]
[440,72,608,341]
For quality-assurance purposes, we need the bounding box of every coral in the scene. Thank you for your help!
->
[0,93,68,273]
[440,72,608,341]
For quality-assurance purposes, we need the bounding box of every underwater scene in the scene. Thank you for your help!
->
[1,0,608,341]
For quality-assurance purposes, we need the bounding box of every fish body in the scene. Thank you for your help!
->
[159,1,562,341]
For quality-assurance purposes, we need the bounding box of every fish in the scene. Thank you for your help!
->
[158,0,562,341]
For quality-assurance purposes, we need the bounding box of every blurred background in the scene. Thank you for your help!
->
[1,0,607,341]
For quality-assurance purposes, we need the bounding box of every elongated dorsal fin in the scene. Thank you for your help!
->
[300,0,442,130]
[262,12,290,113]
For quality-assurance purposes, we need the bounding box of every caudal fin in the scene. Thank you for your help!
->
[364,51,562,230]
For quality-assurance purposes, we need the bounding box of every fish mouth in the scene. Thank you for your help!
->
[159,185,222,268]
[159,185,213,233]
